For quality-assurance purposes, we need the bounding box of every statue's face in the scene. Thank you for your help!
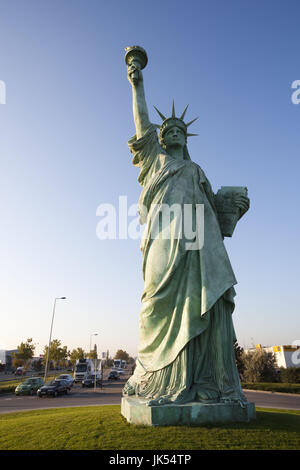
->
[163,126,186,149]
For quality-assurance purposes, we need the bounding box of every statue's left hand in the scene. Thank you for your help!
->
[233,194,250,217]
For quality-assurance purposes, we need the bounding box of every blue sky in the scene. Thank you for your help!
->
[0,0,299,358]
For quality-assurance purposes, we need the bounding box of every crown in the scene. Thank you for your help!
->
[154,101,198,140]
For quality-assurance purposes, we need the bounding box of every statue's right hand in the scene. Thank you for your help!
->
[127,63,143,87]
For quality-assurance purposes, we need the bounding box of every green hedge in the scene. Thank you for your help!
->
[0,385,17,394]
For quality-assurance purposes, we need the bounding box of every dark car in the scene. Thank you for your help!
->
[37,379,69,397]
[82,374,102,388]
[108,370,120,381]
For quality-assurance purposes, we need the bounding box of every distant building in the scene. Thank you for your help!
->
[244,344,300,368]
[0,350,18,370]
[0,350,5,364]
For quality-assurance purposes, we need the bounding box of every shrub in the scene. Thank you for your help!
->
[279,367,300,383]
[241,349,278,383]
[234,341,245,377]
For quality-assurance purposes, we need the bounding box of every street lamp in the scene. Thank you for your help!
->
[44,297,67,383]
[89,333,99,391]
[89,333,98,355]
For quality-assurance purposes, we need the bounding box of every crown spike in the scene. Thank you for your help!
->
[187,133,198,137]
[153,106,166,121]
[171,100,176,118]
[180,104,189,120]
[186,117,199,127]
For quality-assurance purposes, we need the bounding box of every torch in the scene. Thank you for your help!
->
[125,45,148,85]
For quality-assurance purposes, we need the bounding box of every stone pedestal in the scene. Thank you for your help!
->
[121,397,256,426]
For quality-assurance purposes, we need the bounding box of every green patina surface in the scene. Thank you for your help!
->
[123,47,251,416]
[121,397,256,426]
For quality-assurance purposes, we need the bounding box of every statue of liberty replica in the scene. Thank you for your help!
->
[122,46,255,425]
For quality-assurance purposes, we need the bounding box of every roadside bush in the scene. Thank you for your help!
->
[234,341,245,378]
[279,367,300,383]
[241,349,278,383]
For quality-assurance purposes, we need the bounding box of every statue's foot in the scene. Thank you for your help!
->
[197,389,219,403]
[219,395,248,408]
[146,396,172,407]
[122,380,136,396]
[219,386,248,407]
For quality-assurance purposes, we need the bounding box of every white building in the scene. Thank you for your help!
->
[0,350,5,364]
[0,349,18,369]
[244,344,300,368]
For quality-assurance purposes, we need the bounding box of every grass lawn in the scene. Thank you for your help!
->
[0,405,299,450]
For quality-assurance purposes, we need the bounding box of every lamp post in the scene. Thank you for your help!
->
[44,297,66,383]
[89,333,98,391]
[89,333,98,356]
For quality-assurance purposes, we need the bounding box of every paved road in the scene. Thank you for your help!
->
[243,389,300,410]
[1,380,300,415]
[0,379,127,415]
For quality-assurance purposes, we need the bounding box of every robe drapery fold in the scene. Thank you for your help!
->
[126,295,246,406]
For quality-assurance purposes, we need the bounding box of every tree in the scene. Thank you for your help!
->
[87,344,98,360]
[43,339,69,369]
[114,350,130,362]
[69,348,86,366]
[241,349,278,383]
[32,358,43,371]
[279,367,300,384]
[13,338,35,370]
[105,358,114,367]
[234,341,245,378]
[12,357,24,369]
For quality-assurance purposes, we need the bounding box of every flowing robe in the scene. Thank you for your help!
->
[123,125,246,405]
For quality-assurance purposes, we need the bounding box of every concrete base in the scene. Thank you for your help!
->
[121,397,256,426]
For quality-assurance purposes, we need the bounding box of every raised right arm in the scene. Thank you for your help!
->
[127,63,151,139]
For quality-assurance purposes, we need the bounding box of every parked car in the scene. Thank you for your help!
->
[37,379,69,397]
[15,367,25,376]
[82,374,102,388]
[15,377,44,396]
[108,370,120,380]
[55,374,74,389]
[112,368,124,376]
